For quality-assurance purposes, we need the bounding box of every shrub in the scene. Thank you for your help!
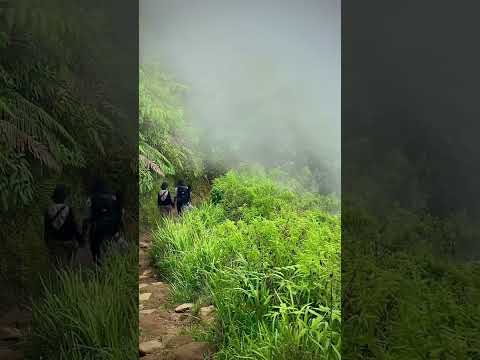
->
[151,170,341,359]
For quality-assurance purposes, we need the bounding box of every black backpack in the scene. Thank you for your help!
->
[176,186,190,204]
[91,193,116,226]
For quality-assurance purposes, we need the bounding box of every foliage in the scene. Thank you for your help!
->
[139,65,203,194]
[151,170,341,359]
[0,1,137,299]
[0,2,122,211]
[211,168,340,221]
[342,204,480,359]
[139,190,161,231]
[28,247,138,360]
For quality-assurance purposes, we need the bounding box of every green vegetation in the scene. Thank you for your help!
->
[0,1,132,211]
[27,246,138,360]
[1,1,137,300]
[139,61,341,358]
[139,65,202,195]
[0,2,138,358]
[343,205,480,359]
[151,170,341,359]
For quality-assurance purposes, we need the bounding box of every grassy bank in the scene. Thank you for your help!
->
[27,246,138,360]
[151,170,341,359]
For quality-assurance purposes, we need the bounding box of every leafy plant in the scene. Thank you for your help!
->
[151,170,341,359]
[139,65,203,194]
[0,0,137,309]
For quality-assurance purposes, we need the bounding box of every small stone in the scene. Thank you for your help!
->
[173,342,214,360]
[0,326,21,340]
[139,293,152,301]
[139,339,164,355]
[142,270,153,276]
[171,312,189,322]
[139,283,149,289]
[180,313,191,320]
[151,281,165,286]
[140,309,156,315]
[139,275,148,280]
[174,303,194,313]
[199,306,215,323]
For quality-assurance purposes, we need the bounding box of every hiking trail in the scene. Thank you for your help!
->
[0,305,30,360]
[138,232,215,360]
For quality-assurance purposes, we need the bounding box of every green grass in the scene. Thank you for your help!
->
[342,205,480,359]
[343,250,480,359]
[27,246,138,360]
[151,169,341,359]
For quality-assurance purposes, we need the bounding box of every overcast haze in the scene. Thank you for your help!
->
[140,0,340,192]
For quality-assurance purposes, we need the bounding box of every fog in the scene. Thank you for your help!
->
[140,0,340,193]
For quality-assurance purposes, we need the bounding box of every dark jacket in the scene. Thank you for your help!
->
[158,189,174,207]
[175,185,191,205]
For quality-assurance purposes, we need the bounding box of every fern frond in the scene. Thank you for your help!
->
[139,154,164,177]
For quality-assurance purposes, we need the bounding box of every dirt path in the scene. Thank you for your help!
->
[138,232,215,360]
[0,308,29,360]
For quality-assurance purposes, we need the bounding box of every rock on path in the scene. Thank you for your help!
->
[174,303,194,313]
[138,232,215,359]
[139,339,164,355]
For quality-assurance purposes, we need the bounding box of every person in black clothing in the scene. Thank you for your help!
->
[85,179,121,265]
[44,185,81,269]
[158,181,174,216]
[174,180,192,215]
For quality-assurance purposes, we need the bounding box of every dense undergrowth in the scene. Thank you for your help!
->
[27,246,138,360]
[151,169,341,359]
[342,206,480,359]
[1,2,138,304]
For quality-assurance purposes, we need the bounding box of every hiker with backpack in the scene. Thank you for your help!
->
[44,185,81,269]
[158,181,174,216]
[174,180,192,215]
[85,179,122,265]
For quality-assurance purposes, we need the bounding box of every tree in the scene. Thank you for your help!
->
[139,65,202,194]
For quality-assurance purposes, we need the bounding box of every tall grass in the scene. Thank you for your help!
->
[27,246,138,360]
[151,170,341,359]
[342,205,480,359]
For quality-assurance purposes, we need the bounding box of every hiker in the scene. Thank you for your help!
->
[174,180,192,215]
[85,179,121,265]
[44,184,81,269]
[158,181,174,216]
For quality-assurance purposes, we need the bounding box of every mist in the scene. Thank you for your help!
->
[140,0,340,193]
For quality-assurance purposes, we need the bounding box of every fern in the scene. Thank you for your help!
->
[139,64,203,194]
[0,1,120,210]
